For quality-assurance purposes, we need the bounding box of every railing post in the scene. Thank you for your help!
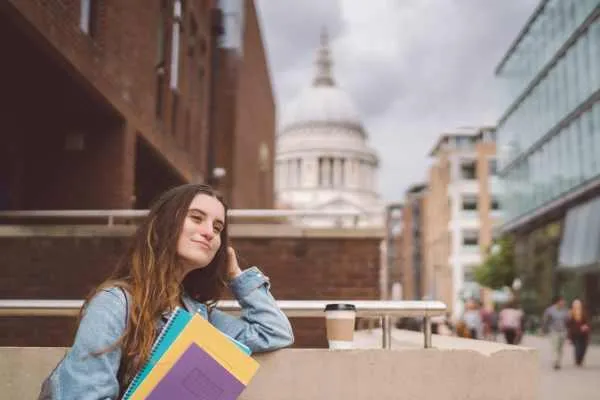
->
[382,315,392,349]
[423,315,432,348]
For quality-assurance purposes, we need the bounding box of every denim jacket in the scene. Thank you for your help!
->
[40,267,294,399]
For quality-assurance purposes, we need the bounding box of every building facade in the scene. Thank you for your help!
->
[398,184,428,301]
[0,0,274,210]
[275,31,382,227]
[424,127,501,316]
[496,1,600,317]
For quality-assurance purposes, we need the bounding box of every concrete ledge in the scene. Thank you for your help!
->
[0,224,386,239]
[1,345,538,399]
[229,224,385,238]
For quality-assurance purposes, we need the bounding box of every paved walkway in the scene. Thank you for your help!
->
[354,329,600,399]
[520,335,600,400]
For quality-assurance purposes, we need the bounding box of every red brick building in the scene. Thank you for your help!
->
[0,0,275,210]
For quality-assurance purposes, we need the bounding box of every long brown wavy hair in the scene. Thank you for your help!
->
[81,184,229,392]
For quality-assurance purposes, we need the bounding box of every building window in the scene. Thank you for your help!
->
[461,195,478,211]
[482,129,496,143]
[157,0,168,66]
[328,158,334,187]
[155,0,169,120]
[490,197,500,211]
[169,0,183,90]
[460,160,477,180]
[462,230,479,248]
[463,267,476,283]
[187,16,198,99]
[489,158,498,175]
[456,136,473,150]
[80,0,99,36]
[219,0,245,52]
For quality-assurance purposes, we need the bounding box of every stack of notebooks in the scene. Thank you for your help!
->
[122,307,260,400]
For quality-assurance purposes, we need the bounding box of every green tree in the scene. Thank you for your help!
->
[474,235,516,290]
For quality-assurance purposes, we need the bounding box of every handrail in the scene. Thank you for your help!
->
[0,209,382,226]
[0,209,382,217]
[0,299,446,349]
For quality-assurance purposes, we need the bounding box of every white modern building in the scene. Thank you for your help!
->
[275,31,382,227]
[426,127,503,316]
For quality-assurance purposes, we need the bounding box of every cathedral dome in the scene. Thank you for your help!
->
[275,29,382,228]
[279,30,363,133]
[280,86,362,130]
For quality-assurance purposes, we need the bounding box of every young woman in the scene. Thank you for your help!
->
[39,184,294,399]
[567,299,591,367]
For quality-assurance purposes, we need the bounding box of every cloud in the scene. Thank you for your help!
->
[257,0,539,201]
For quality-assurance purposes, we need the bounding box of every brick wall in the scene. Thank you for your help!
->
[0,0,273,210]
[230,0,276,209]
[8,0,213,174]
[0,226,383,348]
[212,0,276,209]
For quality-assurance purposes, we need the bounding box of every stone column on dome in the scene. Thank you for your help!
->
[292,158,300,187]
[304,156,314,187]
[333,157,341,187]
[313,156,320,187]
[288,159,295,187]
[340,158,346,187]
[323,157,331,187]
[345,158,352,188]
[349,158,356,188]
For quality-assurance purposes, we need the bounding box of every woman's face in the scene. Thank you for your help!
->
[176,193,225,272]
[572,299,582,312]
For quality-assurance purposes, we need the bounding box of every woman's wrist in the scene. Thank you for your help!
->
[227,267,243,281]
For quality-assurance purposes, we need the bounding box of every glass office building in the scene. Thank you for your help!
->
[497,0,600,226]
[496,1,600,322]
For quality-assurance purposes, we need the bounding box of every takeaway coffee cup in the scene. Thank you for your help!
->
[324,303,356,349]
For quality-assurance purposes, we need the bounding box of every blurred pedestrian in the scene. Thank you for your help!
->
[542,295,569,370]
[499,300,524,345]
[567,299,591,367]
[462,298,484,339]
[482,305,499,341]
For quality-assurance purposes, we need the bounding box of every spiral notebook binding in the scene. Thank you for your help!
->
[121,306,186,399]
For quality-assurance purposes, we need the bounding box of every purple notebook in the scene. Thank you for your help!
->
[147,343,246,400]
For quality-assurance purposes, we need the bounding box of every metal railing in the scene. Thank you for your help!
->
[0,209,383,226]
[0,299,446,349]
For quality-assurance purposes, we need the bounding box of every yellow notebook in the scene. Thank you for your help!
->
[129,314,260,399]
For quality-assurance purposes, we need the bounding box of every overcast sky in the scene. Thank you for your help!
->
[256,0,540,202]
